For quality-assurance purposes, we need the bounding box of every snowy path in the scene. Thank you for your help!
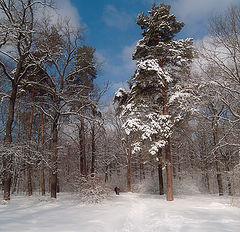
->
[0,193,240,232]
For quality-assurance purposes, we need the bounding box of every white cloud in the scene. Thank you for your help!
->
[55,0,84,27]
[36,0,84,28]
[121,42,137,73]
[103,5,134,30]
[171,0,240,24]
[140,0,240,37]
[106,42,136,81]
[96,42,137,99]
[111,81,129,93]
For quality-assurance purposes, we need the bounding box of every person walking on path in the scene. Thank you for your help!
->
[114,187,120,195]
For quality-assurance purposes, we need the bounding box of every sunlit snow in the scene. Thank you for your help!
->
[0,193,240,232]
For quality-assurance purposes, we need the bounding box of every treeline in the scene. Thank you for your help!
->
[0,1,240,202]
[0,0,106,200]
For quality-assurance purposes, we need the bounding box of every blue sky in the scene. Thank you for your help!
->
[56,0,240,100]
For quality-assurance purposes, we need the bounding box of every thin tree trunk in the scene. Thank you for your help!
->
[177,155,181,181]
[142,163,145,180]
[26,86,34,196]
[105,165,108,183]
[11,168,18,194]
[40,107,45,196]
[80,73,87,177]
[205,171,210,193]
[140,162,144,183]
[165,138,173,201]
[225,164,232,196]
[80,118,87,176]
[212,121,223,196]
[126,144,131,192]
[172,162,176,179]
[90,123,96,177]
[158,163,164,195]
[215,160,223,196]
[158,149,164,195]
[51,116,58,198]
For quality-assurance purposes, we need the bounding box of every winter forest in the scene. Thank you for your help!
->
[1,0,240,225]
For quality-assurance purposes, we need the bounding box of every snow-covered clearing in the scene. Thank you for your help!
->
[0,193,240,232]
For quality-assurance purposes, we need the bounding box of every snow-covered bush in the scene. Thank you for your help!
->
[132,177,160,194]
[68,174,112,204]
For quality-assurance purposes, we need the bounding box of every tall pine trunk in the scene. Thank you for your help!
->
[162,80,173,201]
[3,83,18,200]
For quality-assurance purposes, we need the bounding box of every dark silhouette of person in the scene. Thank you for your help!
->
[114,186,120,195]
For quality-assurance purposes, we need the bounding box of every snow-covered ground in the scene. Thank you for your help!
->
[0,192,240,232]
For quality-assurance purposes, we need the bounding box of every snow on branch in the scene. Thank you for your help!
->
[136,58,172,83]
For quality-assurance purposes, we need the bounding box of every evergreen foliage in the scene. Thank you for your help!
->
[114,3,194,159]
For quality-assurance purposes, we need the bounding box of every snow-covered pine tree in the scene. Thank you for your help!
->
[114,3,193,201]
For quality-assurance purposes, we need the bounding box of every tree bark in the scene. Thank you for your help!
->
[90,123,96,177]
[158,149,164,195]
[158,163,164,195]
[215,160,223,196]
[140,162,145,183]
[51,115,58,198]
[3,83,18,200]
[165,138,173,201]
[212,121,223,196]
[26,86,34,196]
[162,79,174,201]
[104,165,108,183]
[225,164,232,196]
[80,73,87,177]
[205,172,210,193]
[126,144,131,192]
[80,121,87,177]
[40,107,45,196]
